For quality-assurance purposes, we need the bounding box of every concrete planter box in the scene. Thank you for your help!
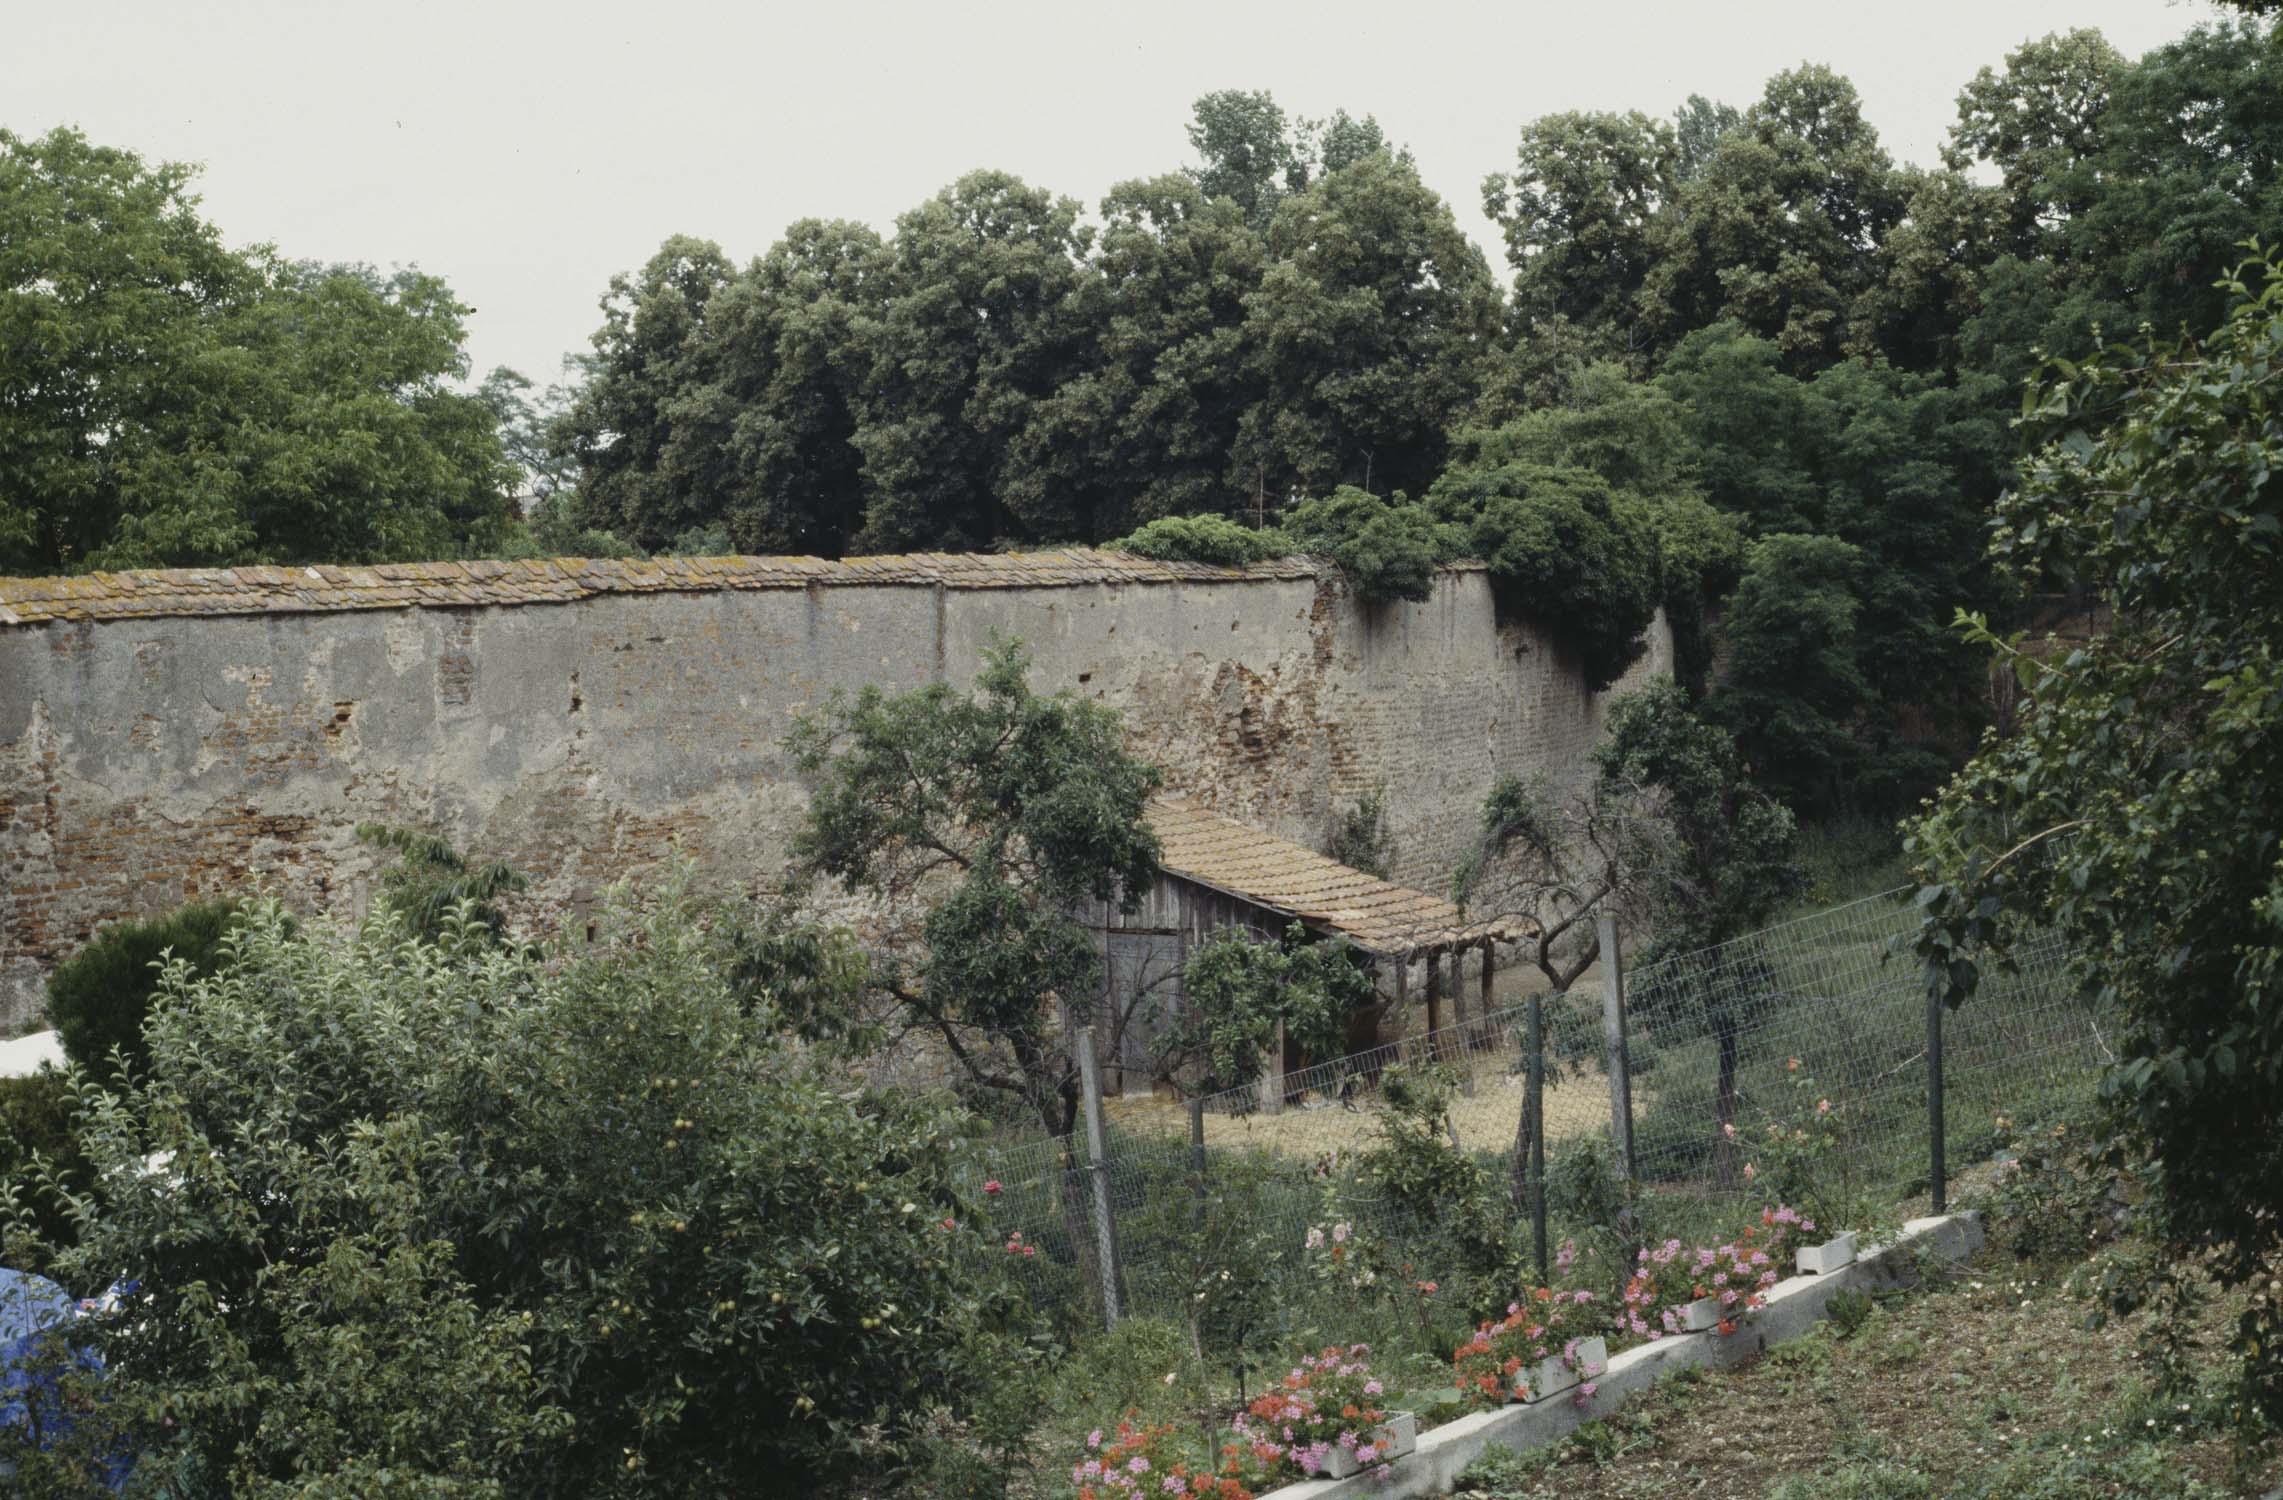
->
[1797,1231,1859,1275]
[1524,1336,1607,1402]
[1321,1410,1417,1479]
[1677,1295,1724,1332]
[1249,1213,1984,1500]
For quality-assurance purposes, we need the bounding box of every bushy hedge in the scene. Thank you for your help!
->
[26,895,1019,1497]
[1428,463,1663,692]
[1279,487,1460,604]
[1109,465,1722,691]
[1106,514,1291,567]
[0,1069,89,1269]
[43,899,247,1079]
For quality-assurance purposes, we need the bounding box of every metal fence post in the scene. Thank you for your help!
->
[1188,1096,1207,1188]
[1927,990,1947,1215]
[1077,1026,1123,1325]
[1526,990,1548,1284]
[1596,913,1636,1181]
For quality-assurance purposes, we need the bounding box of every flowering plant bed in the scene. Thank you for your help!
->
[1451,1277,1607,1408]
[1526,1336,1607,1403]
[1071,1415,1256,1500]
[1621,1212,1798,1338]
[1230,1214,1985,1500]
[1231,1344,1408,1482]
[1321,1410,1416,1479]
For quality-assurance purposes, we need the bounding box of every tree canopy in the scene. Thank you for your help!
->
[513,24,2281,822]
[786,639,1164,1139]
[1907,252,2283,1430]
[7,892,1013,1496]
[0,128,515,574]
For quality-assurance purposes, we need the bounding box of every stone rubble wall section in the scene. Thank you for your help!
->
[0,555,1672,1029]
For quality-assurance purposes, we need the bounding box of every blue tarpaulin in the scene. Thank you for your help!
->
[1,1267,125,1488]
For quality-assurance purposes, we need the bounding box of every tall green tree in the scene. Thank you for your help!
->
[697,219,882,556]
[1707,532,1869,812]
[1909,255,2283,1429]
[1184,91,1402,231]
[1858,164,2005,373]
[1655,321,1821,532]
[1009,176,1264,536]
[1662,324,2001,676]
[849,172,1099,549]
[1185,89,1302,230]
[1944,28,2125,263]
[1594,677,1801,953]
[1951,20,2283,387]
[1237,152,1499,504]
[1640,66,1906,368]
[0,128,514,573]
[1672,95,1742,185]
[787,639,1163,1140]
[550,235,738,552]
[1483,110,1679,352]
[1807,357,2006,718]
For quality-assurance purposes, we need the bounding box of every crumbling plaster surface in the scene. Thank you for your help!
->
[0,567,1668,1029]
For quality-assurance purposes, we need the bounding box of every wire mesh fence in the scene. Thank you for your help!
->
[970,886,2110,1335]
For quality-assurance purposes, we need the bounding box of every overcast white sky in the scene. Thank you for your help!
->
[5,0,2228,388]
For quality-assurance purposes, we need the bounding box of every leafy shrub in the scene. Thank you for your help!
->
[1452,1439,1548,1495]
[1427,462,1662,691]
[1356,1065,1517,1285]
[661,520,734,557]
[1114,1148,1307,1364]
[1327,786,1392,878]
[1827,1286,1877,1339]
[354,823,525,944]
[1108,514,1292,567]
[43,899,246,1079]
[0,1070,89,1267]
[1045,1317,1203,1430]
[1281,487,1461,604]
[898,1328,1051,1500]
[1628,490,1745,699]
[30,892,1020,1496]
[1164,924,1375,1095]
[1543,1135,1630,1254]
[1973,1114,2115,1265]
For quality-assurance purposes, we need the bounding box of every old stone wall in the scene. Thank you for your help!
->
[0,551,1669,1029]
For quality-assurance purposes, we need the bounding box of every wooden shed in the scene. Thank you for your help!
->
[1080,795,1530,1097]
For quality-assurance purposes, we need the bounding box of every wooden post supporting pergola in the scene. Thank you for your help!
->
[1424,948,1442,1054]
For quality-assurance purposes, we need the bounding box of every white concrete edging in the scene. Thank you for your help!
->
[1257,1212,1983,1500]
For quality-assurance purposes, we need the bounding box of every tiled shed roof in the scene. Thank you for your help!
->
[0,549,1422,627]
[1146,796,1529,956]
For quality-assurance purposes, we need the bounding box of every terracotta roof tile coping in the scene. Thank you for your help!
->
[1145,795,1530,956]
[0,550,1494,627]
